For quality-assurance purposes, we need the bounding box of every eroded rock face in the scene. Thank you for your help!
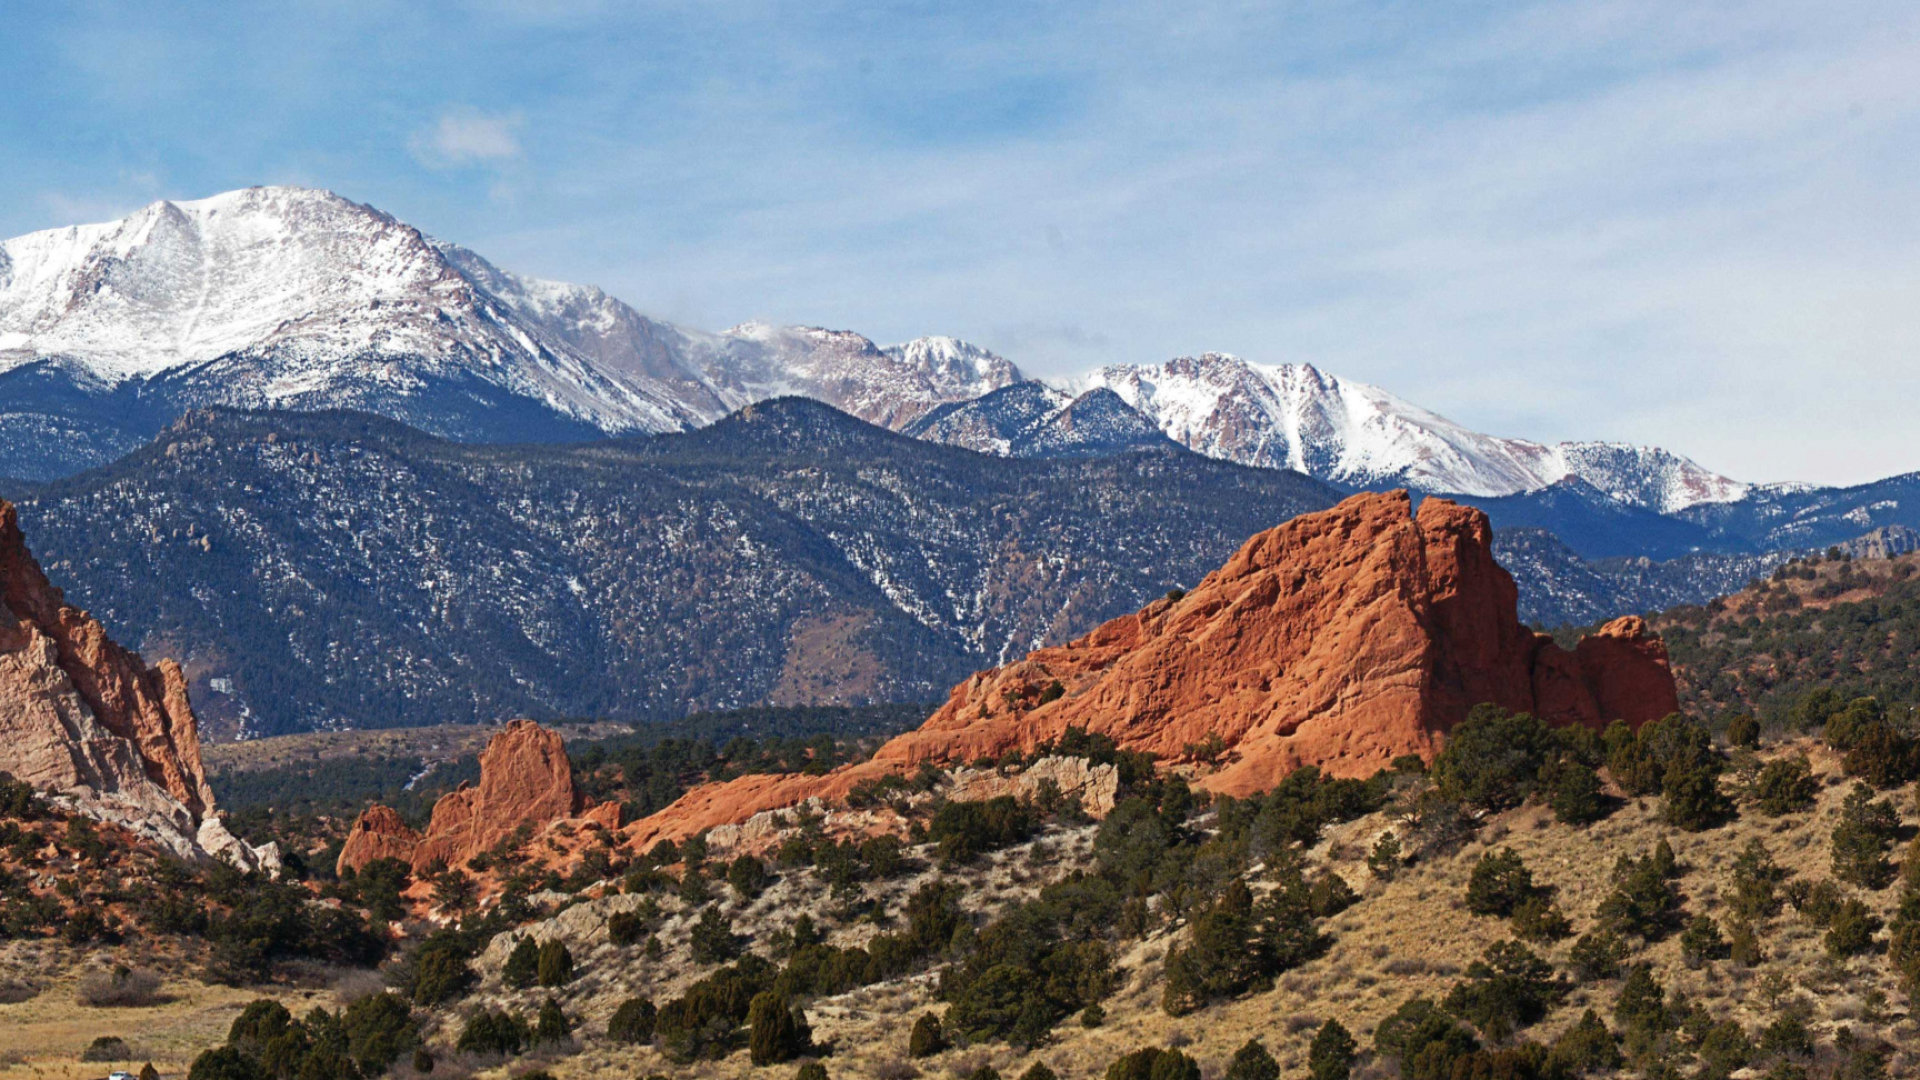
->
[945,756,1120,817]
[874,492,1677,794]
[623,491,1680,843]
[0,499,274,869]
[0,499,216,815]
[339,720,595,876]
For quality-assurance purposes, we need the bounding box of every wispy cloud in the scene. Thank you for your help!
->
[410,107,524,168]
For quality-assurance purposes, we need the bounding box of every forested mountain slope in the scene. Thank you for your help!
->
[2,402,1336,737]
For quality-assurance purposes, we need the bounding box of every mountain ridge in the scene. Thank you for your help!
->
[3,186,1751,521]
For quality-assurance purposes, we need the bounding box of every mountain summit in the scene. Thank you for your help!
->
[2,186,1742,517]
[1051,354,1746,512]
[0,186,1019,478]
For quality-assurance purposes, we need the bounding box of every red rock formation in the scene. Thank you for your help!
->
[337,805,422,870]
[338,719,604,876]
[623,491,1679,844]
[0,499,216,816]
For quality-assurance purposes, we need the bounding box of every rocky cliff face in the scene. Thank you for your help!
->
[623,492,1679,846]
[0,499,272,869]
[873,492,1677,794]
[338,719,615,875]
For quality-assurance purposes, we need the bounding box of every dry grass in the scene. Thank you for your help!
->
[75,967,166,1008]
[0,947,335,1080]
[436,740,1919,1080]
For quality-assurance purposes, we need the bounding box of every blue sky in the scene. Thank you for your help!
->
[5,1,1918,485]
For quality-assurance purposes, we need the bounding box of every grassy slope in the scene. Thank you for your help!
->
[408,742,1916,1080]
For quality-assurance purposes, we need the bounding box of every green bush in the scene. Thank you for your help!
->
[535,939,574,987]
[1612,964,1672,1041]
[341,992,420,1073]
[1308,1020,1357,1080]
[1546,760,1605,825]
[1308,873,1356,918]
[1373,997,1479,1079]
[1680,915,1729,966]
[1547,1009,1621,1075]
[1727,918,1764,967]
[908,1012,946,1057]
[1823,696,1887,750]
[1568,930,1627,981]
[1442,940,1565,1043]
[1727,838,1791,921]
[1825,898,1882,958]
[534,997,571,1044]
[409,934,476,1005]
[747,991,811,1065]
[795,1064,828,1080]
[690,905,746,964]
[0,771,42,819]
[1465,849,1538,917]
[1725,714,1761,749]
[1366,832,1403,880]
[609,910,646,945]
[1697,1020,1753,1080]
[456,1009,529,1056]
[1510,896,1572,943]
[1161,878,1322,1016]
[608,996,658,1043]
[80,1036,132,1062]
[1431,706,1560,811]
[928,796,1039,865]
[187,1046,256,1080]
[1831,784,1900,889]
[502,936,539,988]
[1104,1046,1200,1080]
[728,855,773,900]
[1752,756,1818,816]
[1597,849,1684,941]
[1221,1039,1279,1080]
[228,999,293,1056]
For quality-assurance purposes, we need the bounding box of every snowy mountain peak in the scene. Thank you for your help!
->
[0,186,1744,514]
[1051,353,1743,512]
[0,188,1023,476]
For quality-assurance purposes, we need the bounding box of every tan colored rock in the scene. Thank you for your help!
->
[945,756,1120,817]
[624,491,1680,845]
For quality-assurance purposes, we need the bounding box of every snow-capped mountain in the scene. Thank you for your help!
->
[1055,354,1747,513]
[0,185,1748,517]
[0,187,717,431]
[0,186,1020,478]
[689,324,1020,430]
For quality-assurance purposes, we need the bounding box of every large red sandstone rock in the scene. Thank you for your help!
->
[337,805,421,869]
[623,491,1679,845]
[0,499,216,817]
[339,719,596,875]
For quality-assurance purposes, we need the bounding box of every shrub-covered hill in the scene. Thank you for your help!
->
[72,702,1918,1080]
[1652,549,1920,724]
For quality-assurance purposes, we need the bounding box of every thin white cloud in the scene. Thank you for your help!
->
[410,108,524,168]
